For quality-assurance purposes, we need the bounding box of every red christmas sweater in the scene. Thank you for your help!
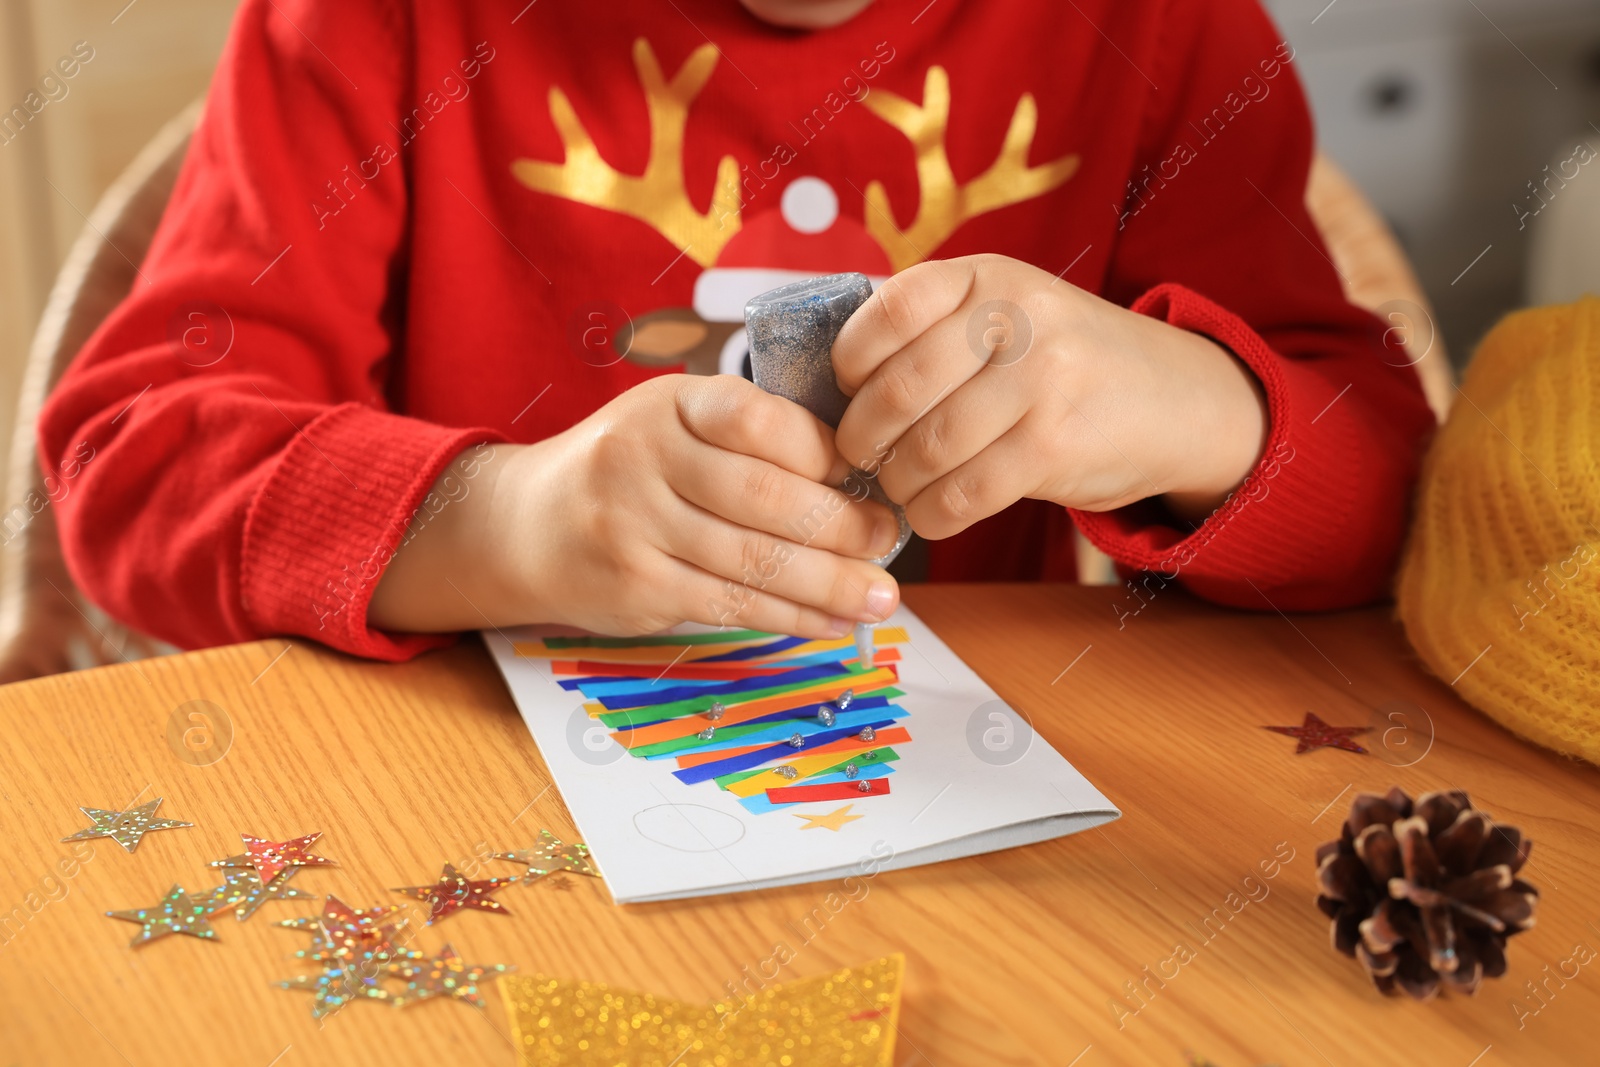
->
[39,0,1434,660]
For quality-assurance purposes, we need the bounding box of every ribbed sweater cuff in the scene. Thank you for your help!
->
[240,402,505,660]
[1071,283,1369,608]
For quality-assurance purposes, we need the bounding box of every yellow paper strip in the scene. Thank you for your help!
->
[723,746,894,797]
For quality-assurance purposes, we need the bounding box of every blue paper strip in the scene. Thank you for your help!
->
[591,663,858,710]
[672,718,896,785]
[558,644,884,696]
[637,697,893,753]
[641,705,908,760]
[697,636,809,662]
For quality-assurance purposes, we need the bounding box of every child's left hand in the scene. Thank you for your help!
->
[831,254,1270,535]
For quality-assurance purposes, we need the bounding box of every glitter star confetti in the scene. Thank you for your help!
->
[278,966,397,1017]
[390,944,512,1009]
[62,799,192,853]
[105,884,218,947]
[544,875,574,893]
[281,897,413,963]
[197,864,316,921]
[212,831,336,883]
[499,954,904,1066]
[391,862,516,924]
[495,830,600,881]
[277,897,422,1019]
[793,804,864,832]
[1264,711,1371,755]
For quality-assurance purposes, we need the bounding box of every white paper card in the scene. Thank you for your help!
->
[483,604,1119,904]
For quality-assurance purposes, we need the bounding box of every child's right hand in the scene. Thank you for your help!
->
[368,374,902,639]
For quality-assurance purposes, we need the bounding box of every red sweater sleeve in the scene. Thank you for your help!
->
[37,0,501,659]
[1073,0,1435,610]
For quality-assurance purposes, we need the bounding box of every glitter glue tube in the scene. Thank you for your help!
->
[745,273,913,668]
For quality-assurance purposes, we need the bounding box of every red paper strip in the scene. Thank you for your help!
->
[765,779,891,804]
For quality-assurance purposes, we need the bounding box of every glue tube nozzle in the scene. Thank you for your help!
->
[854,621,875,669]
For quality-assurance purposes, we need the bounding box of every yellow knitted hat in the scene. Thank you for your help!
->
[1398,296,1599,764]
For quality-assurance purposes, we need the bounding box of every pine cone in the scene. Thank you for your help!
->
[1315,787,1537,999]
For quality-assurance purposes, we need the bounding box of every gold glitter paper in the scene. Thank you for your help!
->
[197,864,316,921]
[62,798,192,852]
[390,944,513,1009]
[495,830,601,881]
[500,954,904,1067]
[392,862,516,924]
[212,831,336,882]
[105,884,218,947]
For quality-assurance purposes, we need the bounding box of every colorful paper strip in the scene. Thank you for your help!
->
[515,626,915,817]
[673,722,897,785]
[766,779,892,803]
[674,726,912,769]
[601,667,898,735]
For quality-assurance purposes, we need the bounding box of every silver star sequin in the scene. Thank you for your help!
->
[61,798,192,852]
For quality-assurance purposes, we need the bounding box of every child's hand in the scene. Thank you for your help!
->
[831,254,1269,535]
[370,375,901,639]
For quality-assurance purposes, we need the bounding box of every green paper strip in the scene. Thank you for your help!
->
[597,665,878,729]
[617,688,906,758]
[712,747,902,790]
[541,629,772,650]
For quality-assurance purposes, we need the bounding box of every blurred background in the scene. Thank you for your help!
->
[1,0,237,460]
[1267,0,1600,361]
[2,0,1600,461]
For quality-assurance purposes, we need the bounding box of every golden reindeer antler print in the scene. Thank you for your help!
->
[512,39,742,268]
[862,67,1081,273]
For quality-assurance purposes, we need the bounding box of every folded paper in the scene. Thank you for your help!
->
[485,605,1119,903]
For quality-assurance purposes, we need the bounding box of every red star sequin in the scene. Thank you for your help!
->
[214,831,337,883]
[391,863,516,924]
[1264,711,1370,755]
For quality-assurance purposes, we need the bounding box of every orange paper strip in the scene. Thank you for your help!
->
[610,667,899,747]
[674,727,911,769]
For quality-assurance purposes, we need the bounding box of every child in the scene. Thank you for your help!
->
[39,0,1434,661]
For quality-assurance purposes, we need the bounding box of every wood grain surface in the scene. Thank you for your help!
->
[0,584,1595,1067]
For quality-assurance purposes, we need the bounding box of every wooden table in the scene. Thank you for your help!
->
[0,584,1595,1066]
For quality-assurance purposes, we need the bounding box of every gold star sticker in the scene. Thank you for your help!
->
[62,799,192,852]
[390,943,513,1009]
[106,884,218,947]
[212,831,336,883]
[197,865,316,921]
[495,830,601,881]
[392,862,516,924]
[793,804,863,832]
